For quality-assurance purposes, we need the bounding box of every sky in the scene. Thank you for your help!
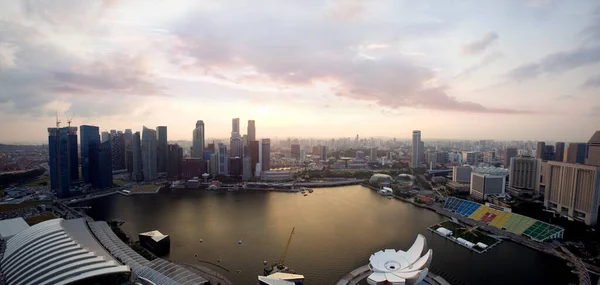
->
[0,0,599,144]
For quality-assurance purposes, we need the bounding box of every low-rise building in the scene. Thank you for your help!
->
[261,170,293,182]
[470,172,506,200]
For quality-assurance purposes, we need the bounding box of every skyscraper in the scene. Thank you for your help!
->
[242,157,252,181]
[565,142,587,164]
[250,140,259,176]
[411,130,422,168]
[509,156,541,193]
[504,147,518,169]
[544,145,555,161]
[247,120,256,142]
[124,129,133,173]
[110,132,125,171]
[260,138,271,172]
[321,145,327,161]
[156,126,168,172]
[192,120,205,158]
[535,141,545,160]
[210,153,218,177]
[142,126,158,181]
[80,125,99,183]
[48,127,78,198]
[167,144,183,179]
[543,161,600,226]
[217,143,228,175]
[91,140,113,189]
[101,131,110,143]
[132,132,143,182]
[585,131,600,166]
[291,144,300,160]
[555,142,565,162]
[230,132,243,157]
[229,157,242,176]
[232,118,240,134]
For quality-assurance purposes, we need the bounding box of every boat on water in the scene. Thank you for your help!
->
[307,188,313,193]
[259,228,304,285]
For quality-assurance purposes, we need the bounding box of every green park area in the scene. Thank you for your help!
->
[113,179,129,186]
[25,212,57,225]
[130,184,159,193]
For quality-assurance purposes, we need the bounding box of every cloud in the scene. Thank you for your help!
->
[456,52,503,78]
[462,32,499,55]
[326,0,366,22]
[505,45,600,81]
[589,106,600,117]
[582,74,600,89]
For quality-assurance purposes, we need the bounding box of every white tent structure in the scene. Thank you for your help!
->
[367,234,432,285]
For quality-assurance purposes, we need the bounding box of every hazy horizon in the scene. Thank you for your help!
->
[1,0,599,143]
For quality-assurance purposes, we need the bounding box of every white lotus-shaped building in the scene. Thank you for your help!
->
[367,234,432,285]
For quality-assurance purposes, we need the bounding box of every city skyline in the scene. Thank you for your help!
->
[1,1,600,143]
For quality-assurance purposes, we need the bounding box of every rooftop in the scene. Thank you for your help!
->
[140,230,169,242]
[0,217,29,240]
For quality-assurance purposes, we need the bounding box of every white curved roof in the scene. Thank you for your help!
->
[0,218,130,285]
[367,234,432,285]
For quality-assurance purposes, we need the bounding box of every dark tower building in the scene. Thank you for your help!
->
[247,120,256,142]
[157,126,168,173]
[48,127,78,198]
[291,144,300,159]
[111,132,126,170]
[167,144,183,179]
[80,125,100,183]
[555,142,565,162]
[132,132,143,182]
[504,147,518,169]
[536,141,545,160]
[250,140,259,176]
[90,141,113,189]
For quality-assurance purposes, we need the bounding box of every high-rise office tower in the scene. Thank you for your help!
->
[554,142,565,162]
[232,118,240,134]
[242,157,252,181]
[210,153,218,177]
[156,126,168,172]
[48,127,78,198]
[101,131,110,143]
[470,173,505,200]
[230,132,243,157]
[260,138,271,172]
[370,147,378,162]
[509,156,541,193]
[565,142,587,164]
[192,120,205,158]
[585,131,600,166]
[80,125,100,183]
[132,132,143,181]
[504,147,518,169]
[535,141,545,160]
[217,143,228,175]
[229,157,242,176]
[250,140,259,176]
[321,145,327,161]
[544,145,555,161]
[91,140,113,189]
[291,144,300,159]
[462,151,479,165]
[543,161,600,226]
[110,132,126,171]
[411,130,421,168]
[124,129,133,173]
[142,126,158,181]
[167,144,183,179]
[247,120,256,142]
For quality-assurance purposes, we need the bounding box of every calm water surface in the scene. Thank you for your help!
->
[80,185,575,284]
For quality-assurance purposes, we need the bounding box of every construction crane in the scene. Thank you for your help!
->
[279,227,295,267]
[65,112,75,128]
[54,111,61,128]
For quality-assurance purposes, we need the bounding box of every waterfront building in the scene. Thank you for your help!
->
[242,157,252,181]
[230,132,243,157]
[504,147,518,168]
[91,140,113,189]
[111,132,126,171]
[124,129,133,173]
[470,172,505,200]
[167,144,182,179]
[261,170,293,182]
[48,127,78,198]
[260,138,271,172]
[452,166,472,183]
[142,126,158,181]
[192,120,205,158]
[543,161,600,226]
[411,130,422,168]
[229,157,242,176]
[139,230,170,256]
[366,234,431,285]
[181,158,205,179]
[247,119,256,142]
[156,126,168,173]
[218,143,229,175]
[565,142,587,164]
[586,131,600,166]
[0,219,130,284]
[132,131,143,182]
[509,156,541,193]
[80,125,100,183]
[555,142,565,162]
[291,144,300,160]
